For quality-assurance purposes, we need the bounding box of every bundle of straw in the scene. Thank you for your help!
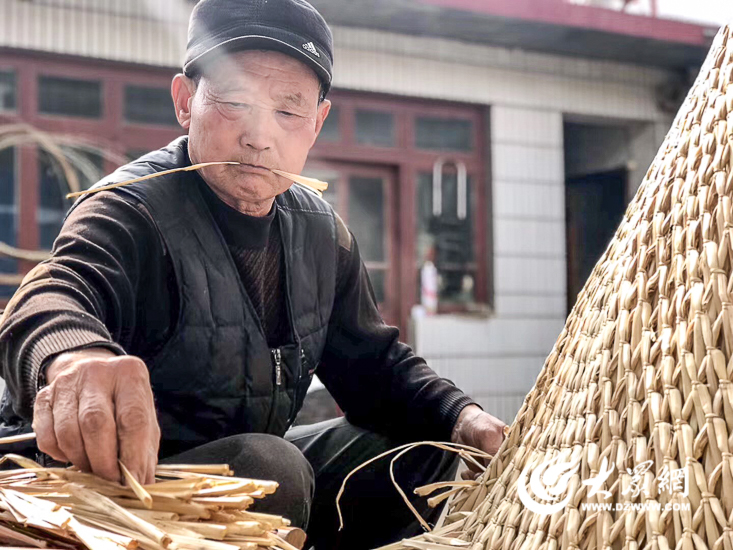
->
[384,24,733,550]
[0,453,304,550]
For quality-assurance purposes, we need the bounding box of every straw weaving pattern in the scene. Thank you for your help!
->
[387,25,733,550]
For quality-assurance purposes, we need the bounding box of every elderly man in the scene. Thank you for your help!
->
[0,0,505,547]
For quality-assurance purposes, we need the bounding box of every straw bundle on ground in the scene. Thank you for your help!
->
[384,24,733,550]
[0,453,303,550]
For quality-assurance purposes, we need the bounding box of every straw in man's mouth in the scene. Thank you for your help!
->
[65,162,329,199]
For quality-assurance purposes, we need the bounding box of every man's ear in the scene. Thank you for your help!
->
[312,99,332,145]
[171,74,196,130]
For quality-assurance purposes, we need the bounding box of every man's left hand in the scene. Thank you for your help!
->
[451,405,507,479]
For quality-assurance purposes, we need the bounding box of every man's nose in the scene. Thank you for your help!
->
[240,109,274,152]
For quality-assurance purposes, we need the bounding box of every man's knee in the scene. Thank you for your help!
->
[230,434,314,486]
[233,434,314,528]
[161,434,315,528]
[224,435,313,496]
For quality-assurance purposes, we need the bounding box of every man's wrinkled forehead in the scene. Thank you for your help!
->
[196,49,321,98]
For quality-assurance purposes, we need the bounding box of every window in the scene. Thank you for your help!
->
[0,147,18,297]
[124,85,178,126]
[416,171,476,305]
[348,176,387,302]
[415,117,473,152]
[355,110,395,147]
[38,76,102,118]
[0,71,16,112]
[38,148,103,249]
[318,106,340,142]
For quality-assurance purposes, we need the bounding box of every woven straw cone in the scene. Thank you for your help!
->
[387,25,733,550]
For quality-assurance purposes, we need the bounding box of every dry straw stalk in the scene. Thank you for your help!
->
[387,24,733,550]
[0,452,303,550]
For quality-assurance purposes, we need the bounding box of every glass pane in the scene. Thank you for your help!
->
[355,110,394,147]
[415,117,473,152]
[348,176,384,262]
[0,71,16,111]
[301,166,339,210]
[124,85,178,126]
[0,148,18,284]
[367,269,385,303]
[38,76,102,118]
[38,148,103,249]
[318,106,340,142]
[416,171,476,304]
[0,147,15,206]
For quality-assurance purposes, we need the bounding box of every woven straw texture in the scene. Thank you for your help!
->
[387,25,733,550]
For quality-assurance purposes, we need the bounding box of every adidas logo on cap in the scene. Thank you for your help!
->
[302,42,320,57]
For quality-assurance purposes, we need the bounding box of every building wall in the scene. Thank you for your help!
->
[0,0,677,424]
[0,0,189,66]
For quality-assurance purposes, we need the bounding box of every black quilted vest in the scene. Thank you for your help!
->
[71,137,337,457]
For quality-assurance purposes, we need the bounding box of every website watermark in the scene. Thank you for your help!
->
[580,501,691,512]
[517,456,691,516]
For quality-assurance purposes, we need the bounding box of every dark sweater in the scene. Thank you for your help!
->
[0,170,477,442]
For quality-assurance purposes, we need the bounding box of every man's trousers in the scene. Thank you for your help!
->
[161,417,460,550]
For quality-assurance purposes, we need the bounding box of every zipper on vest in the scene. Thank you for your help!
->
[273,348,282,386]
[265,347,282,433]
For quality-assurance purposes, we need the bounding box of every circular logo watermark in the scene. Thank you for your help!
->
[517,455,580,516]
[517,455,690,516]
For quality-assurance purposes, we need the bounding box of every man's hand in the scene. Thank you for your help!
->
[32,348,160,484]
[451,405,507,479]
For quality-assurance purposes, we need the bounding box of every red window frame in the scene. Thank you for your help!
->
[0,50,182,282]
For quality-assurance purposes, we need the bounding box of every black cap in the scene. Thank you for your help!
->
[183,0,333,95]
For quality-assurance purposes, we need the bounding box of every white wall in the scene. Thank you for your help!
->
[0,0,189,67]
[333,28,669,122]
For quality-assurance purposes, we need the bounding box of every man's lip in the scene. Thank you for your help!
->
[236,163,272,172]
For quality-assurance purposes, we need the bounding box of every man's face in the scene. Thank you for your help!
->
[173,50,330,209]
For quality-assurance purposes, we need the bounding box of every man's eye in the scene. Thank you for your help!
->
[278,111,297,117]
[225,102,246,108]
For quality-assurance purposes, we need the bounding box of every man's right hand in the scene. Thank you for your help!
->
[32,349,160,485]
